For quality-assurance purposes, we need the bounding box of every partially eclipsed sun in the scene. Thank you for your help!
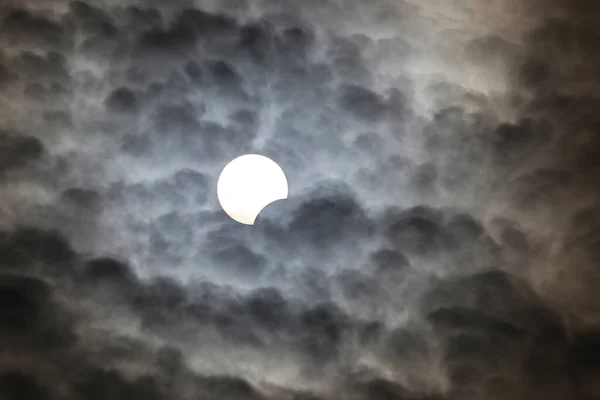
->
[217,154,288,225]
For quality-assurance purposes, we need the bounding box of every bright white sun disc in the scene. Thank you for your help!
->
[217,154,288,225]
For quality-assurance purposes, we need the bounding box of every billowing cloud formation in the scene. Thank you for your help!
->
[0,0,599,399]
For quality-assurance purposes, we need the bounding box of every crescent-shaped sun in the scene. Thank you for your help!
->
[217,154,289,225]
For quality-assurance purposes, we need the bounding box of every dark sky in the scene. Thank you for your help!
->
[0,0,599,399]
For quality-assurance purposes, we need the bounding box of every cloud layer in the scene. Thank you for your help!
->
[0,0,599,399]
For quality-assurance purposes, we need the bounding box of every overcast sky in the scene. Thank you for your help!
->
[0,0,599,399]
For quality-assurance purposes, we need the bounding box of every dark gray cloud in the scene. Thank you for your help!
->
[0,0,598,399]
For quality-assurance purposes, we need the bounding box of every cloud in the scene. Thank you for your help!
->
[105,87,140,113]
[0,0,599,399]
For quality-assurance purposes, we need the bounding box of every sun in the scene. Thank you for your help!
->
[217,154,289,225]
